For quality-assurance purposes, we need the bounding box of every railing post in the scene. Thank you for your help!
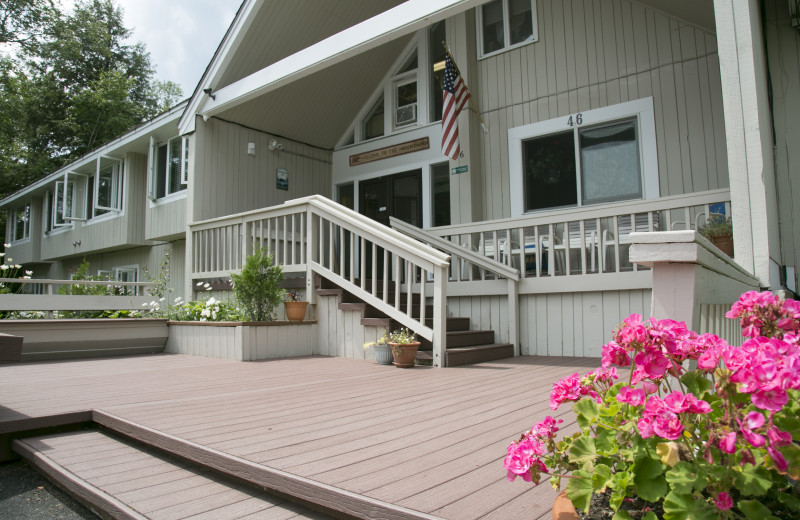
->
[432,264,447,367]
[306,206,316,306]
[507,278,519,356]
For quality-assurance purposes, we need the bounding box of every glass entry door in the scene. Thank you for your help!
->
[359,169,422,282]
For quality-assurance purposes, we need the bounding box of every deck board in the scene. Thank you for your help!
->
[0,354,599,519]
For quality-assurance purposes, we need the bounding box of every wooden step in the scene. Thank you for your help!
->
[13,428,332,520]
[416,344,515,367]
[89,411,445,520]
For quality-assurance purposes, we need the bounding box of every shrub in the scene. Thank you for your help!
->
[230,248,284,321]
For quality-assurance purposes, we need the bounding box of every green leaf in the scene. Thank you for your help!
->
[663,491,717,520]
[665,461,705,495]
[642,512,659,520]
[566,470,593,513]
[592,464,612,492]
[633,458,666,503]
[680,371,713,397]
[612,511,634,520]
[594,428,616,455]
[733,464,773,496]
[568,436,597,466]
[574,399,599,429]
[738,500,773,519]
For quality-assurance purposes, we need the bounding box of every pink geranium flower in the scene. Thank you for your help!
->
[715,492,733,511]
[617,386,645,406]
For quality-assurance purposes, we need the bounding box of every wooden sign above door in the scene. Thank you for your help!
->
[349,137,429,167]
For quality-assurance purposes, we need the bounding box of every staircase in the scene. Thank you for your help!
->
[317,278,514,367]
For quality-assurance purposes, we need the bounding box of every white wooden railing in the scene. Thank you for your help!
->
[189,196,452,366]
[428,189,732,291]
[0,278,156,315]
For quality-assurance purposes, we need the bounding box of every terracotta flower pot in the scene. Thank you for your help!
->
[389,342,420,368]
[283,301,308,322]
[711,235,734,258]
[552,490,579,520]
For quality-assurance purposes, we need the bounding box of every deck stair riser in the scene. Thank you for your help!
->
[12,428,336,520]
[90,411,446,520]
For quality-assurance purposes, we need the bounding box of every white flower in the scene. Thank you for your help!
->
[0,252,4,257]
[25,270,32,276]
[0,265,8,271]
[141,302,149,307]
[200,308,211,317]
[22,275,30,280]
[196,282,204,287]
[6,258,12,263]
[174,297,183,304]
[2,243,8,248]
[159,297,165,302]
[207,297,217,305]
[14,264,20,269]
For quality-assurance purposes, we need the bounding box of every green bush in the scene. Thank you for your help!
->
[230,248,285,321]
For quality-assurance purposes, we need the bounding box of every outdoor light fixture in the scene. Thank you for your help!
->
[268,139,283,151]
[203,88,216,100]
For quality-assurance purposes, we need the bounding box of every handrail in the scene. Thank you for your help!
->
[189,195,451,366]
[0,278,155,289]
[432,189,731,235]
[389,217,519,281]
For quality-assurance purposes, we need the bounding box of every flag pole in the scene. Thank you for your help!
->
[442,42,488,133]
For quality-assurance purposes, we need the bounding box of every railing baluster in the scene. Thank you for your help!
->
[406,261,413,318]
[383,255,389,305]
[283,215,288,265]
[613,217,620,273]
[394,255,401,310]
[579,220,587,275]
[420,266,426,326]
[349,231,355,284]
[371,242,378,297]
[329,221,335,270]
[360,236,366,290]
[564,222,571,276]
[339,226,345,279]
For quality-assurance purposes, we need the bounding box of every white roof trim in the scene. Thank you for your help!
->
[178,0,261,135]
[0,100,188,207]
[193,0,483,125]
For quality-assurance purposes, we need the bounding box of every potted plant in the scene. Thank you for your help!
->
[504,290,800,519]
[699,214,734,257]
[283,289,308,322]
[363,329,393,365]
[388,327,420,368]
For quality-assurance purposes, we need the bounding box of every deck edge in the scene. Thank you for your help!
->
[93,409,446,520]
[12,437,150,520]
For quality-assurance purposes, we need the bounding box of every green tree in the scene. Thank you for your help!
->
[0,0,182,201]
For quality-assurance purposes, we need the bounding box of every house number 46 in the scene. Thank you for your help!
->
[567,113,583,127]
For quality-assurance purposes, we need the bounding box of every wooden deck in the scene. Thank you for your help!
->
[0,354,599,519]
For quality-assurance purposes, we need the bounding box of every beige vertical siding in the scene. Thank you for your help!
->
[192,118,333,222]
[515,289,650,357]
[316,293,385,360]
[765,0,800,291]
[477,0,728,220]
[59,240,187,300]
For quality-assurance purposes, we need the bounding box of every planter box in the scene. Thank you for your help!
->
[166,321,318,361]
[0,319,169,361]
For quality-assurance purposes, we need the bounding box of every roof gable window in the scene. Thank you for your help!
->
[478,0,537,58]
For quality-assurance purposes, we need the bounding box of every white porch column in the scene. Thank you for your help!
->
[714,0,781,286]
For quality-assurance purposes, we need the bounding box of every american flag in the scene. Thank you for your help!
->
[441,53,471,160]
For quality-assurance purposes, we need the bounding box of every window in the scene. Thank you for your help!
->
[362,96,385,140]
[43,191,52,233]
[150,136,187,200]
[392,53,418,129]
[12,204,30,241]
[53,180,74,228]
[478,0,536,57]
[94,159,123,216]
[509,98,659,216]
[113,266,139,295]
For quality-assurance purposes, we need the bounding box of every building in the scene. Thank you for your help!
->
[2,0,798,364]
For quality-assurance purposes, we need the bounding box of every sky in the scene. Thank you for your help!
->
[66,0,241,97]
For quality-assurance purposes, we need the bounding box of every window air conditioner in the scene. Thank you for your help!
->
[396,104,417,126]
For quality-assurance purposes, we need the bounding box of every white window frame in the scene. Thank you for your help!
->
[477,0,538,59]
[113,265,139,295]
[149,136,188,201]
[12,203,31,242]
[94,156,124,216]
[508,97,659,217]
